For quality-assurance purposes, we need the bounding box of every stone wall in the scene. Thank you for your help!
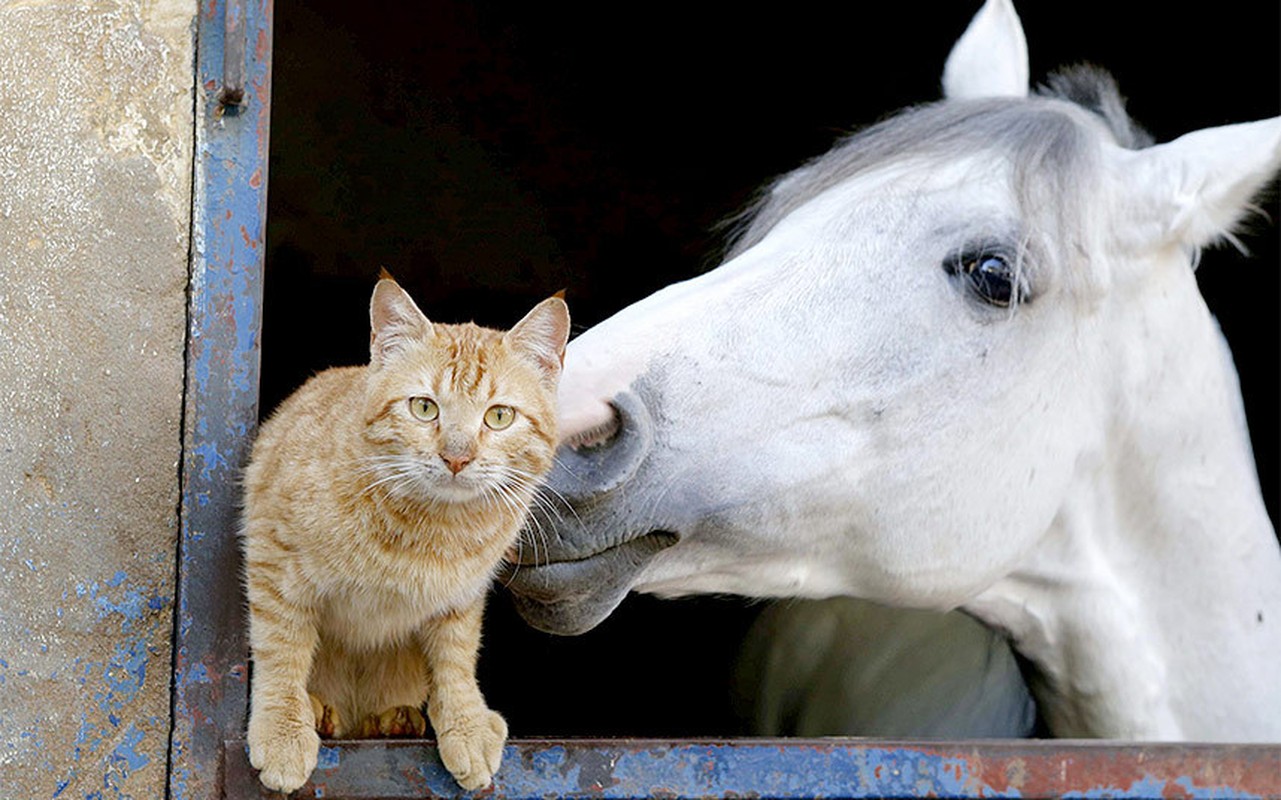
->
[0,1,196,797]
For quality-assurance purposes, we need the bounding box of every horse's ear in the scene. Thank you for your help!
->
[942,0,1029,100]
[370,276,433,367]
[1115,117,1281,251]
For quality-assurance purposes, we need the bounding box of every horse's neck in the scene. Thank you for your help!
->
[968,264,1281,741]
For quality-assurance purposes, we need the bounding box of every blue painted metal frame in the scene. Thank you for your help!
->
[223,738,1281,799]
[168,1,272,798]
[168,3,1281,798]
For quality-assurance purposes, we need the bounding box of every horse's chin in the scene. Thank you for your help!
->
[500,531,678,635]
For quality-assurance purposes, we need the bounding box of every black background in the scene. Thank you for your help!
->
[264,2,1279,736]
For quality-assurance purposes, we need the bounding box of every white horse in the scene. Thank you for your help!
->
[505,0,1281,740]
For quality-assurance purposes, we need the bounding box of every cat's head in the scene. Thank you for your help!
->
[360,276,569,507]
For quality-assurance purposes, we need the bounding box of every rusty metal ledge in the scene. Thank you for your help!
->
[223,738,1281,799]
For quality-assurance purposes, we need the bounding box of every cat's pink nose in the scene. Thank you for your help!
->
[441,454,472,475]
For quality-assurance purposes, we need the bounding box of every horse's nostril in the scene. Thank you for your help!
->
[565,406,621,451]
[548,390,653,503]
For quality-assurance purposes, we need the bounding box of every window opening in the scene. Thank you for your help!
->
[178,0,1281,796]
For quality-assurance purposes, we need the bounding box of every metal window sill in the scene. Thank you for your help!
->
[223,737,1281,798]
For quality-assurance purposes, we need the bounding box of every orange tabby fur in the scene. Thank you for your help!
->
[242,276,569,793]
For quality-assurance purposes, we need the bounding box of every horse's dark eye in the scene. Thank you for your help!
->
[945,251,1024,308]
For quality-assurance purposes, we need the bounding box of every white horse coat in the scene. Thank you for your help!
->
[506,0,1281,740]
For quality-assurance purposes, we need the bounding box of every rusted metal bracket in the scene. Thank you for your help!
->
[218,0,247,108]
[224,737,1281,799]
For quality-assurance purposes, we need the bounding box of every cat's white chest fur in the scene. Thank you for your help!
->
[317,559,491,650]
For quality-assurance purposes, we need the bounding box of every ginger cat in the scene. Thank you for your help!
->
[242,275,569,793]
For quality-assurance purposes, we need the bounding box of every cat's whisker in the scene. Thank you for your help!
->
[490,468,539,500]
[509,481,557,517]
[500,552,521,587]
[503,494,553,569]
[352,454,425,497]
[532,524,552,569]
[530,496,566,532]
[517,501,553,569]
[484,476,523,510]
[359,466,423,498]
[506,463,582,526]
[494,467,564,515]
[534,486,578,524]
[492,487,524,520]
[500,488,565,554]
[358,468,412,493]
[515,519,548,570]
[489,482,535,536]
[350,454,417,475]
[490,479,555,569]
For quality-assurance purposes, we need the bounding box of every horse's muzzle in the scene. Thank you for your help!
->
[501,531,677,635]
[502,389,676,634]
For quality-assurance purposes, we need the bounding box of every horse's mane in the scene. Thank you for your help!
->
[724,66,1150,268]
[1039,66,1153,150]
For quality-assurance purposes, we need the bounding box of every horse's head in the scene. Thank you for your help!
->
[506,0,1281,636]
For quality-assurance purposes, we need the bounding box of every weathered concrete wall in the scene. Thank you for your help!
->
[0,1,196,797]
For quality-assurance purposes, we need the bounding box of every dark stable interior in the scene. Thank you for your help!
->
[263,2,1280,737]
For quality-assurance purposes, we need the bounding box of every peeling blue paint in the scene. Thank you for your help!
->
[181,661,208,686]
[110,726,151,772]
[570,744,1008,798]
[316,746,340,770]
[70,578,170,635]
[37,575,170,800]
[99,638,149,715]
[192,441,229,482]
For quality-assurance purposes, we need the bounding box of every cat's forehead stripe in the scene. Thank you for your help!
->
[451,343,486,396]
[437,329,493,397]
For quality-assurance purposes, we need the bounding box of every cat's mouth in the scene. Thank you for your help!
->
[499,531,678,635]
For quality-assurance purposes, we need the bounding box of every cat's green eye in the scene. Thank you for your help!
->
[484,405,515,430]
[408,397,439,422]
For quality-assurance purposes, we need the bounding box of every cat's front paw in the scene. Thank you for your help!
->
[248,711,321,793]
[437,707,507,791]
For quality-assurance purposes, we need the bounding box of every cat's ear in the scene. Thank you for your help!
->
[370,276,432,367]
[505,295,570,381]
